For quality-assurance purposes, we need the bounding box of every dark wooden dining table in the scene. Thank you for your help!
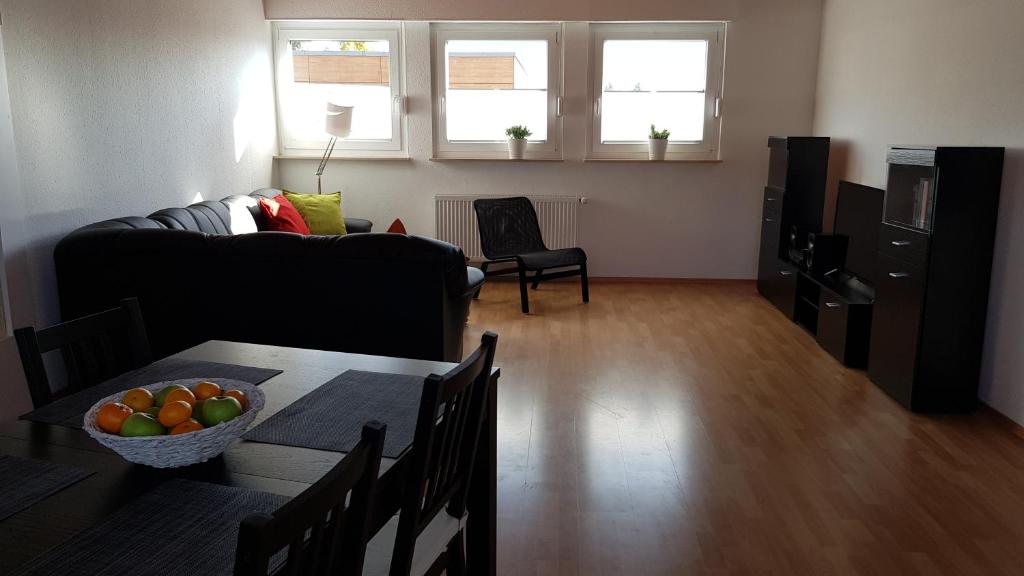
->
[0,340,498,575]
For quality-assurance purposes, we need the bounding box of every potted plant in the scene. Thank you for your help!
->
[506,125,532,160]
[649,124,670,161]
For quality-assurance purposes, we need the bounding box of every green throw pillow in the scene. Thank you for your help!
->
[282,191,347,235]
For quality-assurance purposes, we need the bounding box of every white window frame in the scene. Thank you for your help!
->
[431,23,563,160]
[588,22,726,161]
[273,22,406,158]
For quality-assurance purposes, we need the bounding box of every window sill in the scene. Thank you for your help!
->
[429,157,564,162]
[583,157,723,163]
[274,155,411,161]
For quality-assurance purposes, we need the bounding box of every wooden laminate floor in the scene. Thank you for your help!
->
[462,280,1024,576]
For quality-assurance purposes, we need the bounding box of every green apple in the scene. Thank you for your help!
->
[192,400,206,425]
[120,413,167,437]
[154,384,188,407]
[201,396,243,426]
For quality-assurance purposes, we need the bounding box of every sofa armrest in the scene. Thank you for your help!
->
[459,266,485,300]
[344,218,373,234]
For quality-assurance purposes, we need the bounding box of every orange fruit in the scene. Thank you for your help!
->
[96,403,134,434]
[164,387,197,407]
[223,389,247,410]
[192,381,222,402]
[121,388,154,412]
[158,400,193,427]
[169,418,204,435]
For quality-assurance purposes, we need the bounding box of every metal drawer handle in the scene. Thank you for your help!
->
[779,270,794,277]
[825,302,841,308]
[766,197,776,202]
[888,272,910,278]
[891,240,912,247]
[765,217,775,222]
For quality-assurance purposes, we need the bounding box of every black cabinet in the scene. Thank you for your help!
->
[868,147,1005,412]
[757,137,829,312]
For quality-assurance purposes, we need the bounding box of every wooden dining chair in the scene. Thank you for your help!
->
[363,331,498,576]
[14,297,153,409]
[234,422,388,576]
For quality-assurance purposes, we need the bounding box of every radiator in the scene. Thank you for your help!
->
[435,195,584,261]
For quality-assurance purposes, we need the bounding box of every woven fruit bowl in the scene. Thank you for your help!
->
[83,378,265,468]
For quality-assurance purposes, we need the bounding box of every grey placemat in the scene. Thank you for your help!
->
[21,357,282,427]
[243,369,424,458]
[0,455,94,522]
[11,479,287,576]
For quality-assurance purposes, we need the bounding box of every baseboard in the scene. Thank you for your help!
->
[480,275,755,285]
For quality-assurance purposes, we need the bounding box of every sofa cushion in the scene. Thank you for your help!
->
[259,195,310,235]
[284,191,347,235]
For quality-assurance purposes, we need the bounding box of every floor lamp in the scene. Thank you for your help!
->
[315,103,353,194]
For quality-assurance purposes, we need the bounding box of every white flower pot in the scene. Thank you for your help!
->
[508,138,528,160]
[648,138,668,161]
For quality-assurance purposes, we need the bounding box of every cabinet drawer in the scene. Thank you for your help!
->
[879,223,929,266]
[763,186,783,216]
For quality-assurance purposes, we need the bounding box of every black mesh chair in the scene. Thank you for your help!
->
[472,197,588,313]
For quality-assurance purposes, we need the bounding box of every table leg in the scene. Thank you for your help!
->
[467,372,497,576]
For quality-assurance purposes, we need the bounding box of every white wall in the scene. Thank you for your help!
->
[0,21,32,418]
[813,0,1024,423]
[276,1,825,279]
[0,0,277,420]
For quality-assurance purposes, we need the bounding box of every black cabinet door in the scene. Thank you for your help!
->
[817,288,849,363]
[757,210,782,298]
[868,253,927,407]
[769,261,798,319]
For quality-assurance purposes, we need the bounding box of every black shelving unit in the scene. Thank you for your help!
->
[757,136,830,317]
[868,146,1005,412]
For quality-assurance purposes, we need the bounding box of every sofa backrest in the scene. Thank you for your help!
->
[54,227,471,362]
[75,188,369,236]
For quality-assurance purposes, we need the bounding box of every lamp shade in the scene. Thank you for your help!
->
[325,103,353,138]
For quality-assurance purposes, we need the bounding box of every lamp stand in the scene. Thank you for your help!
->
[315,136,338,195]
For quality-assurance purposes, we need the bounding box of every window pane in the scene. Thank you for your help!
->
[444,40,548,142]
[600,40,708,143]
[285,39,392,142]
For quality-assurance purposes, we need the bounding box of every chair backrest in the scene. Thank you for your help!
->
[473,197,547,260]
[234,422,388,576]
[14,297,153,408]
[389,331,498,576]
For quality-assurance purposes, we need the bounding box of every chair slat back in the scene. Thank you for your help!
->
[473,197,547,260]
[14,297,153,408]
[389,332,498,576]
[234,422,387,576]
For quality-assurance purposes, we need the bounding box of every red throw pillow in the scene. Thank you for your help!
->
[259,195,310,235]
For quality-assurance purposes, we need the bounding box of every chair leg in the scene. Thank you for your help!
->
[580,263,590,303]
[474,262,489,300]
[447,529,467,576]
[518,267,530,313]
[532,269,543,290]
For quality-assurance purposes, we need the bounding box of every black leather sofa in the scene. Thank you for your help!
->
[54,189,484,363]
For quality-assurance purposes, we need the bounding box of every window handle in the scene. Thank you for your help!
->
[594,97,602,117]
[714,96,722,119]
[393,95,405,115]
[440,95,446,116]
[556,96,563,118]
